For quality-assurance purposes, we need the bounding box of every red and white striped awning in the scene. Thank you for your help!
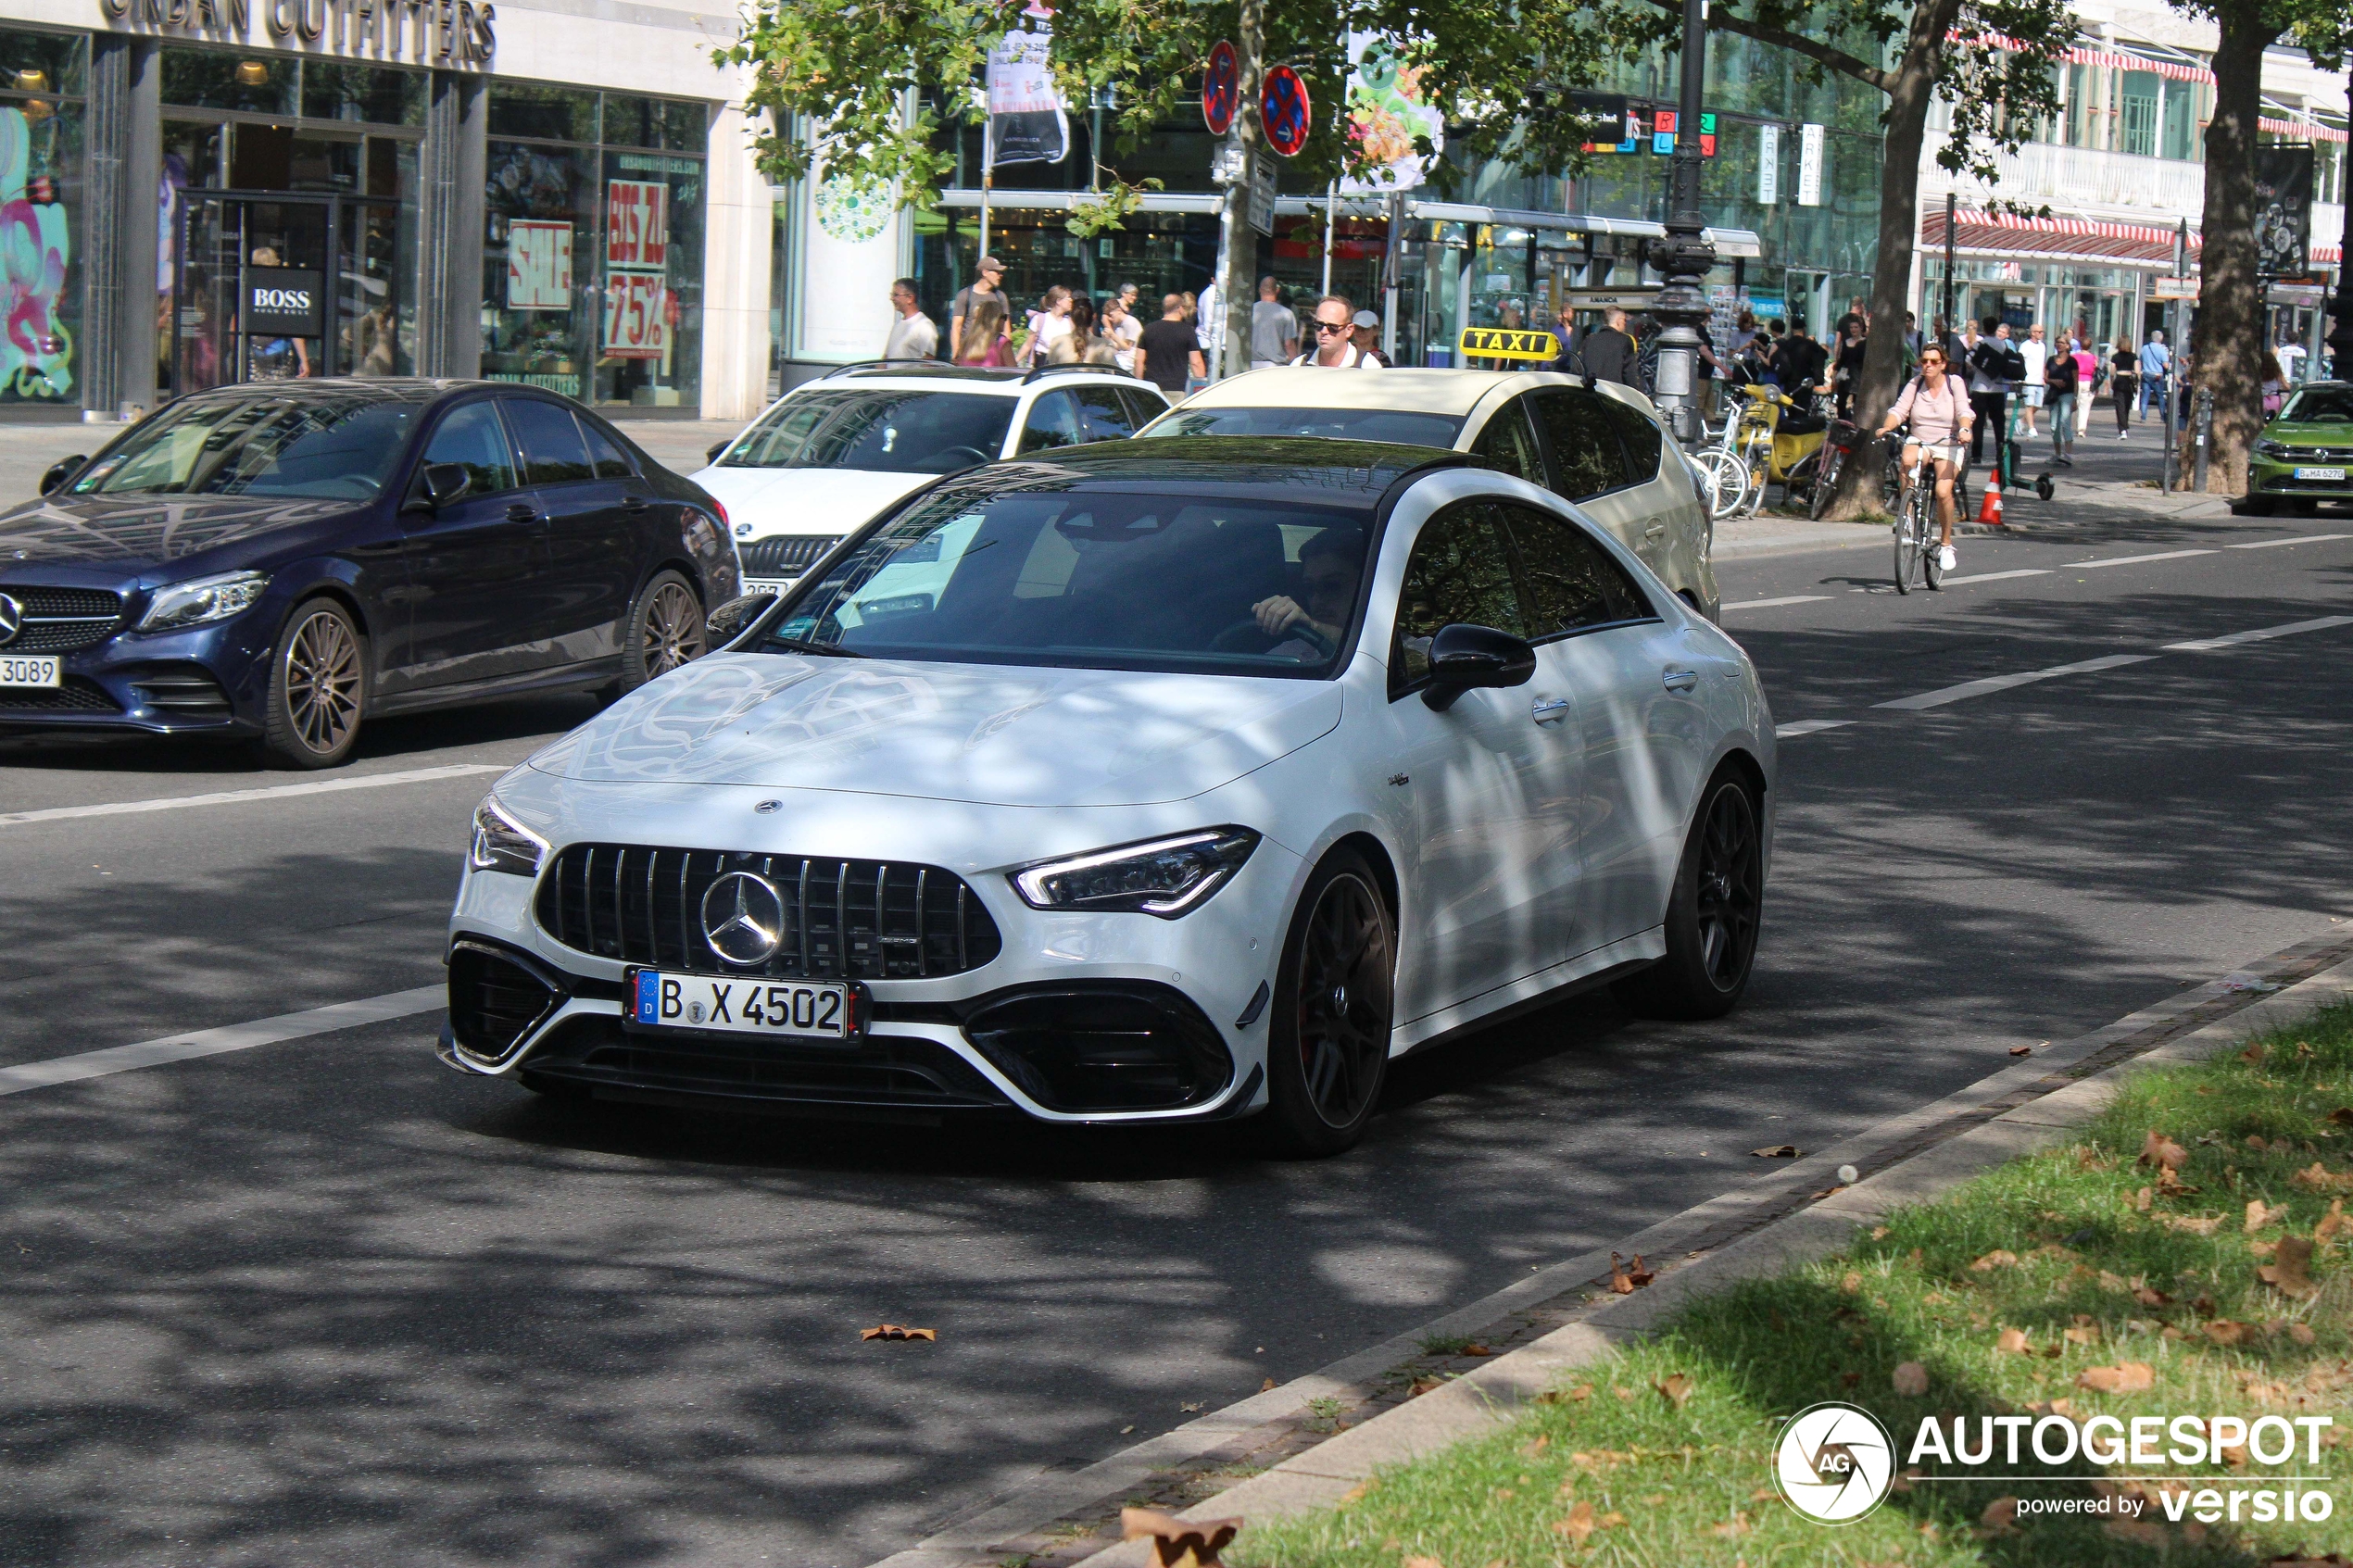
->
[2260,115,2351,143]
[1962,31,2218,82]
[1925,206,2344,268]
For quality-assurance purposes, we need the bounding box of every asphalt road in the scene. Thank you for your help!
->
[5,497,2350,1568]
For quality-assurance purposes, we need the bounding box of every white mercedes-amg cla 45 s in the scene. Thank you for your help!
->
[442,437,1775,1155]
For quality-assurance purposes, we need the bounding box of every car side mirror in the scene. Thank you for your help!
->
[1422,622,1537,711]
[705,589,777,646]
[707,440,731,463]
[39,456,86,496]
[406,462,471,513]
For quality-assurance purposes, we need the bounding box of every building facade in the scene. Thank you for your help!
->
[1913,2,2347,360]
[0,0,774,424]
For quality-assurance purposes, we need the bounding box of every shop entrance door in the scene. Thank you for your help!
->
[171,193,409,393]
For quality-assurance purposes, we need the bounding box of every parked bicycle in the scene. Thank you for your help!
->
[1692,400,1754,520]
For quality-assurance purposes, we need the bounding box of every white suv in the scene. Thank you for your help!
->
[1139,367,1719,619]
[695,364,1173,595]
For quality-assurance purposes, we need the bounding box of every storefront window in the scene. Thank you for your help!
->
[481,83,706,408]
[302,63,425,128]
[162,48,295,117]
[0,26,85,408]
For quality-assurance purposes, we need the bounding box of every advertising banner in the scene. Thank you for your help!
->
[794,144,905,362]
[1340,32,1443,193]
[2254,144,2315,277]
[505,220,573,309]
[602,270,670,359]
[987,22,1069,167]
[1797,123,1825,207]
[605,182,669,271]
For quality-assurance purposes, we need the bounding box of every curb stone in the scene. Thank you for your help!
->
[863,928,2353,1568]
[1055,944,2353,1567]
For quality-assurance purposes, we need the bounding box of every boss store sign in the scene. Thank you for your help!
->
[245,270,324,336]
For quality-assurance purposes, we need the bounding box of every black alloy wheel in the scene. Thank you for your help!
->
[1614,771,1764,1021]
[1263,848,1395,1157]
[610,570,706,699]
[261,598,366,769]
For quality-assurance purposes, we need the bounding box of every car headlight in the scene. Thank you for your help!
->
[469,797,549,877]
[2255,439,2288,458]
[1011,828,1260,918]
[136,570,270,632]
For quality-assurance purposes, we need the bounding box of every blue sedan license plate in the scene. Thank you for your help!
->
[627,969,861,1040]
[0,655,61,688]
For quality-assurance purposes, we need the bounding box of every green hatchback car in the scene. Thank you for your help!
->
[2242,381,2353,514]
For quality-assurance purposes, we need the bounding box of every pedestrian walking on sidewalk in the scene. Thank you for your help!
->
[2045,342,2078,465]
[2019,323,2049,437]
[2138,332,2171,419]
[883,278,937,361]
[1964,319,2022,469]
[2108,340,2138,435]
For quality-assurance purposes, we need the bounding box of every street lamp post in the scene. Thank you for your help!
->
[1644,0,1715,445]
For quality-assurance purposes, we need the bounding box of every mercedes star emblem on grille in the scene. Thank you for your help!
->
[0,593,20,646]
[700,871,786,965]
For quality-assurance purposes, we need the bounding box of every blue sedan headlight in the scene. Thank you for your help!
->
[1012,828,1259,918]
[137,570,270,632]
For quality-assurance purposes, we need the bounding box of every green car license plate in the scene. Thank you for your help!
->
[2293,466,2347,482]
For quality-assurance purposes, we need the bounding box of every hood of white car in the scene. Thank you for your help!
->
[526,653,1344,809]
[688,464,941,536]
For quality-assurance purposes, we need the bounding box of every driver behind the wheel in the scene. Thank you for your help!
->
[1253,527,1364,660]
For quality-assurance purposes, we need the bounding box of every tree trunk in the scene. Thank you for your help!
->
[1820,0,1965,520]
[2195,4,2271,496]
[1220,0,1266,377]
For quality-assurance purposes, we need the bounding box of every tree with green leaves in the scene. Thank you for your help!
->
[1606,0,2073,517]
[2169,0,2352,496]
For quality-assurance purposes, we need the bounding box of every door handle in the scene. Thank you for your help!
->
[506,503,541,523]
[1642,521,1668,541]
[1531,696,1572,724]
[623,494,649,513]
[1662,668,1701,694]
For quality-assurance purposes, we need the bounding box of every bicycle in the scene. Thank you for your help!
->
[1692,401,1754,520]
[1891,438,1957,595]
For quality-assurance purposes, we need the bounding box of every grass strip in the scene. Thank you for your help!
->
[1237,1000,2353,1567]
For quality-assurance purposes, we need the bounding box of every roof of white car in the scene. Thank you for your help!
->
[776,364,1149,399]
[1178,365,1655,419]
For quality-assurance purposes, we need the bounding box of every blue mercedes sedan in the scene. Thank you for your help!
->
[0,380,738,767]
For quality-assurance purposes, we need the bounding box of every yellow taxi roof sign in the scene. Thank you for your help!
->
[1458,327,1561,363]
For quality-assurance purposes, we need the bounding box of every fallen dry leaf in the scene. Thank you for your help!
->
[2098,1270,2130,1292]
[1122,1508,1241,1568]
[1403,1558,1445,1568]
[1522,1434,1550,1457]
[1710,1512,1752,1538]
[2078,1361,2156,1394]
[2203,1321,2252,1347]
[1613,1386,1638,1402]
[1841,1271,1863,1294]
[1260,1376,1277,1392]
[2132,1185,2153,1212]
[2250,1135,2272,1151]
[2253,1239,2281,1259]
[1751,1144,1802,1158]
[2160,1213,2225,1235]
[2293,1162,2353,1195]
[1655,1373,1694,1409]
[1408,1376,1444,1398]
[2290,1322,2319,1346]
[2064,1324,2101,1346]
[2141,1130,2190,1171]
[1340,1481,1371,1503]
[2010,1046,2032,1056]
[1970,1249,2020,1272]
[1534,1383,1593,1405]
[2106,1518,2171,1547]
[1554,1500,1597,1546]
[860,1324,937,1341]
[1870,1225,1891,1240]
[1978,1496,2020,1538]
[2260,1236,2319,1299]
[1995,1328,2031,1354]
[1893,1361,1930,1396]
[2329,1108,2353,1127]
[2242,1044,2268,1065]
[2157,1167,2202,1198]
[1608,1252,1655,1294]
[2318,1199,2346,1244]
[1461,1343,1494,1357]
[2249,1199,2289,1232]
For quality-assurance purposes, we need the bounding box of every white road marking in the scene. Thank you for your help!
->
[1775,720,1854,738]
[2224,533,2352,549]
[0,762,506,828]
[1876,653,2158,711]
[2073,549,2216,570]
[0,986,444,1098]
[1722,595,1834,610]
[2163,615,2353,652]
[1941,569,2052,585]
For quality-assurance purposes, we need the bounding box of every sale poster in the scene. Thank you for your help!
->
[506,220,573,309]
[605,182,670,270]
[603,270,670,359]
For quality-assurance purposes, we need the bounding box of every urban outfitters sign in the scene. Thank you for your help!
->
[96,0,497,69]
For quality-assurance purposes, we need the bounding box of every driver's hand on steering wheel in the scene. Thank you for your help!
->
[1253,594,1309,636]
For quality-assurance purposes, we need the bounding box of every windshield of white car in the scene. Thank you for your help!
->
[2278,387,2353,423]
[720,390,1016,473]
[1142,405,1465,447]
[762,483,1377,677]
[67,395,420,500]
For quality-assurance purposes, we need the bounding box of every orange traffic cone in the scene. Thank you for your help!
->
[1977,476,2005,527]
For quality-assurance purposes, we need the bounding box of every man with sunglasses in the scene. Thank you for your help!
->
[1290,294,1384,369]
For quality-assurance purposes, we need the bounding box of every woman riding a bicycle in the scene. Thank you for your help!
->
[1876,344,1974,572]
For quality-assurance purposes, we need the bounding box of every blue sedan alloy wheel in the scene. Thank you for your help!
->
[1265,849,1395,1156]
[616,570,707,696]
[263,599,367,769]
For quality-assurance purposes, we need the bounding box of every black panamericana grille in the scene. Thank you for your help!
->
[535,845,1001,980]
[737,535,842,578]
[1,586,125,654]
